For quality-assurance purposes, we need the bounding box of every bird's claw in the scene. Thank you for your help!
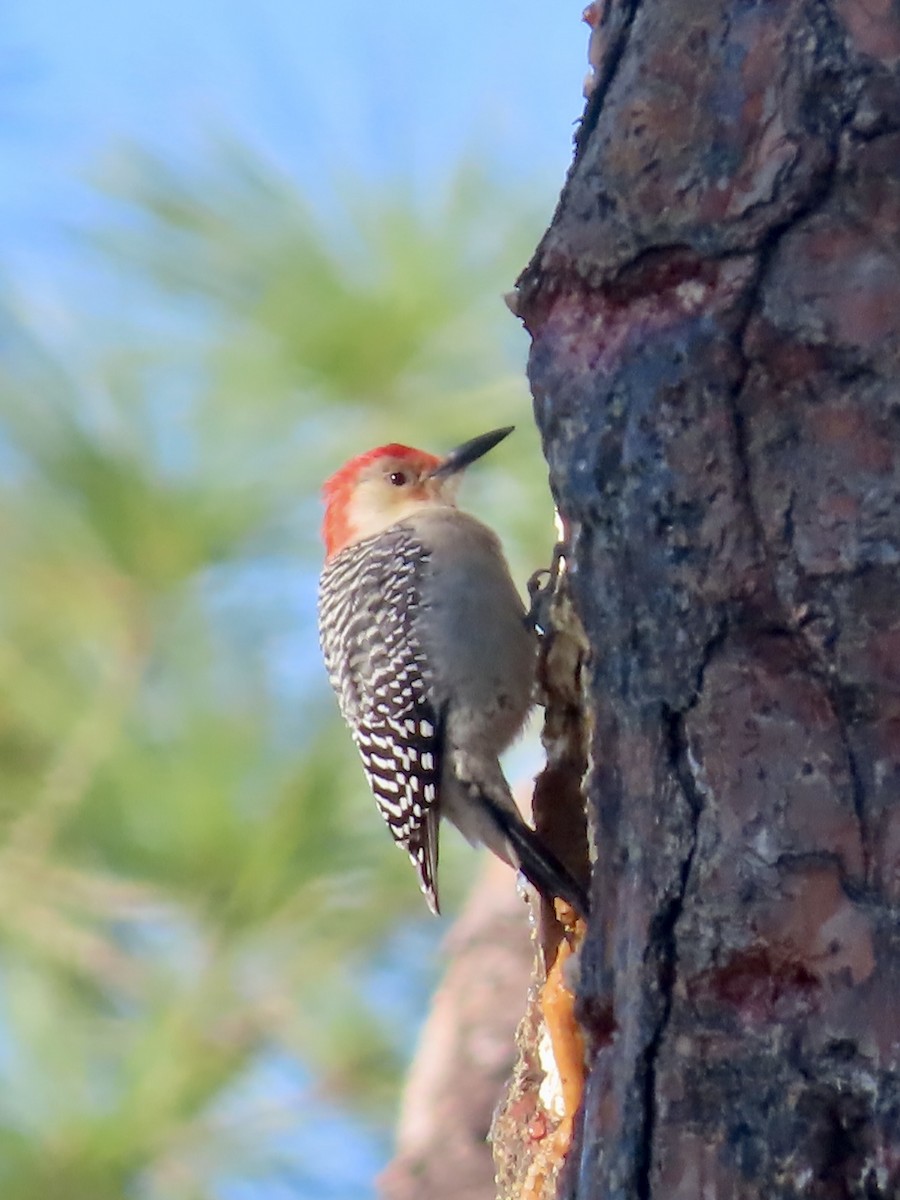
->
[525,543,566,634]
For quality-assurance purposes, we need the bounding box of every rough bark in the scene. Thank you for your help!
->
[508,0,900,1196]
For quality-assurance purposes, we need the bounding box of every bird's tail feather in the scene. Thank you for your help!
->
[483,795,590,920]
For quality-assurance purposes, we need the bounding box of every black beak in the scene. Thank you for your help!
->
[428,426,515,480]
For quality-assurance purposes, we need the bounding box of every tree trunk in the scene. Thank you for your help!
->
[379,855,534,1200]
[508,0,900,1196]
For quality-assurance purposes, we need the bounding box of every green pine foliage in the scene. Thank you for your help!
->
[0,143,553,1196]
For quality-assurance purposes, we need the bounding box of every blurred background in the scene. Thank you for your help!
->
[0,3,587,1196]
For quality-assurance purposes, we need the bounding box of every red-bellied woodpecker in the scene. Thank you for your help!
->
[317,425,589,918]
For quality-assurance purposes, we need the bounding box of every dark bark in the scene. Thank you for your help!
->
[510,1,900,1196]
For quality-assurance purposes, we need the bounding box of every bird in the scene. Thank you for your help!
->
[317,425,589,918]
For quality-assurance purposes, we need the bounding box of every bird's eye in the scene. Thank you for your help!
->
[389,470,409,487]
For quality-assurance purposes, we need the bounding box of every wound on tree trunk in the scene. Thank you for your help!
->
[509,0,900,1196]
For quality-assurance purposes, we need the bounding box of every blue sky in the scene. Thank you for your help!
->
[4,0,589,295]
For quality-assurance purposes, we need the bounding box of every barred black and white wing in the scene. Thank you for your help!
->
[318,528,445,913]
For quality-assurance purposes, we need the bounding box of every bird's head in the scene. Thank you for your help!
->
[321,426,513,559]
